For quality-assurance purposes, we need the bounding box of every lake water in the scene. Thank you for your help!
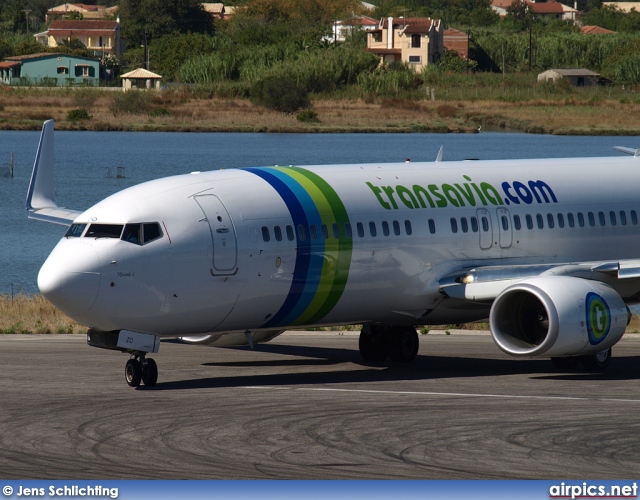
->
[1,128,638,294]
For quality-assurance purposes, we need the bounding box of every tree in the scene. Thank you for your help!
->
[118,0,214,46]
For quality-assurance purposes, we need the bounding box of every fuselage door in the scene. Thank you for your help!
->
[194,194,238,274]
[496,207,512,248]
[477,208,493,250]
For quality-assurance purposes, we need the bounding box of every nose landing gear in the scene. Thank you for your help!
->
[125,354,158,387]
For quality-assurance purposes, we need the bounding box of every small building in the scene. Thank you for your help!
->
[537,68,600,87]
[443,28,469,60]
[200,3,236,20]
[46,3,119,21]
[0,53,99,86]
[323,15,378,43]
[36,19,124,55]
[121,68,162,91]
[367,17,443,72]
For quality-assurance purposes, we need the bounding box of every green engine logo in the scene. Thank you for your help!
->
[586,292,610,345]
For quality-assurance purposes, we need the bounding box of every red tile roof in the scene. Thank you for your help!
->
[582,25,616,34]
[381,17,436,34]
[527,1,565,14]
[46,20,119,38]
[0,61,21,68]
[444,28,469,59]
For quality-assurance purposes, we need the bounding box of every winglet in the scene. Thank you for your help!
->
[435,145,444,162]
[613,146,640,157]
[26,120,57,211]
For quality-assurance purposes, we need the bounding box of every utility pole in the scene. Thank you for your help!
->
[22,9,31,38]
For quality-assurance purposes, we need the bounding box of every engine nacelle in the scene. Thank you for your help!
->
[489,276,629,357]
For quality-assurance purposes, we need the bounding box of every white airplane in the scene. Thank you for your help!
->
[26,120,639,387]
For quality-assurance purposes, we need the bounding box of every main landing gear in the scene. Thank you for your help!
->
[551,347,612,373]
[359,325,420,363]
[125,354,158,387]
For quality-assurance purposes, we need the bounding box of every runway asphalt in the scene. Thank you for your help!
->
[1,330,640,479]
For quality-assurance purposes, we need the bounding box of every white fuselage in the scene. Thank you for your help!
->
[38,156,640,338]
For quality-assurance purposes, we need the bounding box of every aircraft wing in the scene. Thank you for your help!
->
[439,260,640,302]
[25,120,81,226]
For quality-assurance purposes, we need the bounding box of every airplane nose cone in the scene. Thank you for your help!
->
[38,242,101,318]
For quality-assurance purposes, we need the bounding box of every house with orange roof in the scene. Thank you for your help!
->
[367,17,443,72]
[581,25,616,34]
[35,19,124,55]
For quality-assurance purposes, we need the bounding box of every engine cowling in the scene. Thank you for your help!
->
[489,276,629,357]
[179,329,284,347]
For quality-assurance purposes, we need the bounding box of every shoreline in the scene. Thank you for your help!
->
[2,92,640,135]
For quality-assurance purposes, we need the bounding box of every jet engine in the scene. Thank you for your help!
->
[489,276,629,357]
[179,329,285,347]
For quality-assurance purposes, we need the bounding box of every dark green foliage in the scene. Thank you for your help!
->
[149,34,215,81]
[358,62,421,97]
[250,75,310,113]
[13,40,44,56]
[296,109,319,122]
[67,109,91,121]
[581,5,640,32]
[118,0,214,46]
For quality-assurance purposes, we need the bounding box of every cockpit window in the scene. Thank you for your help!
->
[85,224,124,238]
[122,222,163,246]
[65,223,87,238]
[143,223,163,244]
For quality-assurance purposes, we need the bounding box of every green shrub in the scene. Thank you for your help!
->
[250,76,310,113]
[296,110,319,122]
[66,108,91,121]
[109,91,152,116]
[149,107,170,117]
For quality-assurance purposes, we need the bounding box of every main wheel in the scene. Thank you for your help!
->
[141,358,158,386]
[388,326,419,363]
[125,359,142,387]
[359,327,387,362]
[580,348,612,372]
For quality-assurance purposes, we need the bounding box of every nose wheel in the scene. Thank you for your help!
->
[125,355,158,387]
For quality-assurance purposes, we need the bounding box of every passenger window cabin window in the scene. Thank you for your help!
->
[450,218,458,233]
[345,223,353,238]
[65,223,87,238]
[598,211,605,226]
[536,214,544,229]
[547,213,554,229]
[332,223,340,239]
[393,220,401,236]
[369,221,377,237]
[286,225,295,241]
[481,217,489,232]
[471,216,478,232]
[261,226,270,242]
[406,220,413,235]
[297,224,307,241]
[568,213,575,228]
[610,211,617,226]
[321,224,329,240]
[632,210,638,225]
[310,224,318,240]
[86,223,123,238]
[513,215,521,231]
[620,211,627,226]
[526,214,533,230]
[501,215,509,231]
[461,217,469,233]
[588,212,595,227]
[428,219,435,234]
[382,221,390,236]
[557,214,564,228]
[274,226,283,241]
[357,222,365,237]
[578,212,585,227]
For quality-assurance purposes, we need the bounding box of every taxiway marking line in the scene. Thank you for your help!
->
[244,386,640,403]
